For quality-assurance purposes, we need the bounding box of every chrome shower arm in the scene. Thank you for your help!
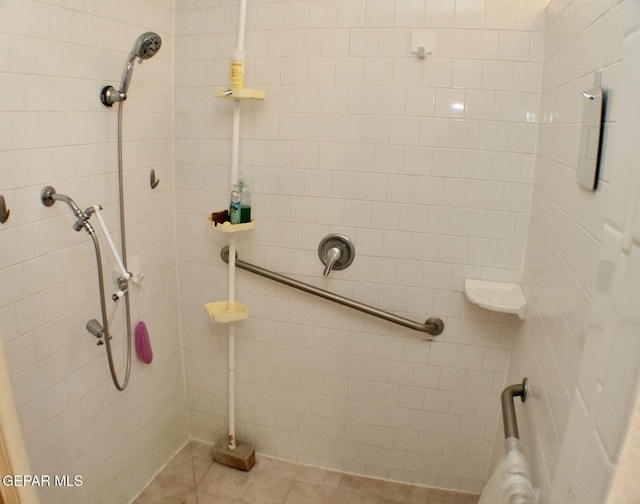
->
[41,186,81,217]
[40,186,97,232]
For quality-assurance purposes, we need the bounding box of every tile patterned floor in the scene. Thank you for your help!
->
[133,442,480,504]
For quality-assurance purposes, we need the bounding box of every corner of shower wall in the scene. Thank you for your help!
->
[498,0,626,501]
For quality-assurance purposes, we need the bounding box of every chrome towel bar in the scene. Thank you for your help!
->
[501,377,528,439]
[220,246,444,336]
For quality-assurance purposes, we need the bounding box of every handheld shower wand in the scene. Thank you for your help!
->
[41,186,131,390]
[100,31,162,107]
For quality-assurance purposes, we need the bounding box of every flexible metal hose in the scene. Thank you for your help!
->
[87,226,130,391]
[87,100,134,391]
[110,99,133,391]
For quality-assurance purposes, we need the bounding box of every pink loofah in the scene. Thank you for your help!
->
[135,321,153,364]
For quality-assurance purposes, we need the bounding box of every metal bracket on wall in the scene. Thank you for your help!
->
[0,195,10,223]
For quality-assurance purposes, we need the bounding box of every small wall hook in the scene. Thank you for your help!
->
[150,169,160,189]
[411,46,431,59]
[0,195,10,223]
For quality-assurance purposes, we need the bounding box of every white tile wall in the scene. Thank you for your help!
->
[176,0,545,493]
[6,0,636,501]
[500,0,639,503]
[0,1,186,503]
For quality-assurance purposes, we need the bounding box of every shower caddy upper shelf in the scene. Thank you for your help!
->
[215,87,266,100]
[464,279,527,319]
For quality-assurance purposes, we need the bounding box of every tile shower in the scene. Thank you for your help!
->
[0,1,638,504]
[176,0,540,494]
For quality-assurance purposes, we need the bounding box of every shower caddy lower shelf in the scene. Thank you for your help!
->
[205,301,248,323]
[204,217,255,323]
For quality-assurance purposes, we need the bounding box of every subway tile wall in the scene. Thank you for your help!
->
[502,0,626,502]
[0,1,186,503]
[175,0,545,492]
[548,1,640,502]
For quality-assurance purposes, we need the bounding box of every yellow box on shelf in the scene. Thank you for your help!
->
[215,87,266,100]
[207,216,255,233]
[205,301,249,323]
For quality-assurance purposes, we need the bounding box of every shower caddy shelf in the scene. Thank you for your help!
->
[205,217,255,323]
[215,87,266,100]
[207,217,255,233]
[205,301,249,323]
[464,279,527,319]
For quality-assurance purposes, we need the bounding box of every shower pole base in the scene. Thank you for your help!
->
[211,437,255,472]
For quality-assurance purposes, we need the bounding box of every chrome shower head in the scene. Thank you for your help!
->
[132,32,162,61]
[119,32,162,94]
[100,31,162,107]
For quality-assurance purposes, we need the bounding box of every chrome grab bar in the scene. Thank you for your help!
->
[220,246,445,336]
[501,377,528,439]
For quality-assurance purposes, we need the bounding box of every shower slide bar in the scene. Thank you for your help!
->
[501,377,528,439]
[220,246,445,336]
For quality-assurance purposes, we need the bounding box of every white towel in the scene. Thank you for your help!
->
[479,438,536,504]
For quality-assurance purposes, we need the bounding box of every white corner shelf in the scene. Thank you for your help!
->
[215,87,266,100]
[464,279,526,320]
[205,301,249,323]
[207,216,255,233]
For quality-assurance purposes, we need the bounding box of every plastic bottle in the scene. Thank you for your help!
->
[239,182,251,223]
[229,181,251,224]
[231,49,246,91]
[229,186,241,224]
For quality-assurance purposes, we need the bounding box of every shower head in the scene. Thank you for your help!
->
[119,32,162,95]
[100,31,162,107]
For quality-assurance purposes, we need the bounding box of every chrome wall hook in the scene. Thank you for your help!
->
[150,169,160,189]
[0,195,10,223]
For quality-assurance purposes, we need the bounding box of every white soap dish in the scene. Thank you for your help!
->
[464,279,526,319]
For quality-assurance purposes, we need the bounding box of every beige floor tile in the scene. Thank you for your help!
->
[197,462,250,500]
[158,452,199,489]
[192,456,215,485]
[238,473,295,504]
[331,489,380,504]
[284,481,337,504]
[296,466,343,488]
[132,473,192,504]
[252,456,301,480]
[337,473,385,498]
[184,488,236,504]
[382,480,418,503]
[136,445,481,504]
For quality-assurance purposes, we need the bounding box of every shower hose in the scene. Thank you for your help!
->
[92,101,133,392]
